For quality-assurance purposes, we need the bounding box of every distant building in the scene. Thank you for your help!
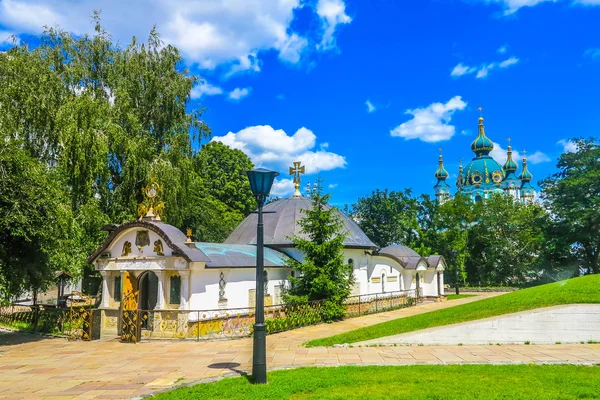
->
[434,116,535,203]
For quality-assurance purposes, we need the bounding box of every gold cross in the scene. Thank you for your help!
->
[477,106,483,117]
[289,161,305,184]
[507,137,511,145]
[438,147,443,154]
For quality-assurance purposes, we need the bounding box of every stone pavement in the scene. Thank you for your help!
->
[1,293,599,400]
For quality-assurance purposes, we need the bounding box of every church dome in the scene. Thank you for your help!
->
[503,145,518,173]
[470,117,494,156]
[434,154,449,179]
[224,196,377,249]
[463,156,505,187]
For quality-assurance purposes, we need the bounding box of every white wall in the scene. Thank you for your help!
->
[107,229,174,258]
[188,267,291,311]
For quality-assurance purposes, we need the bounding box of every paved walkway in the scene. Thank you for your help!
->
[1,293,599,400]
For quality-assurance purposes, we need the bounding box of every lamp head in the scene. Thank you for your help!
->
[245,168,279,206]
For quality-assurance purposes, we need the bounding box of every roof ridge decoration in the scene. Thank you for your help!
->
[137,178,165,221]
[289,161,305,197]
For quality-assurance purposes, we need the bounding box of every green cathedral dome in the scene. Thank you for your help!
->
[470,117,494,156]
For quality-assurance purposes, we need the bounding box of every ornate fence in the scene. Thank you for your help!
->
[0,301,98,340]
[135,289,416,341]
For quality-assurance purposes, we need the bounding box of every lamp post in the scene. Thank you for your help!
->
[452,250,459,295]
[245,167,279,385]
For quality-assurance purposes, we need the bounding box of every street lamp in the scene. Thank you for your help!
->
[452,250,459,295]
[245,167,279,384]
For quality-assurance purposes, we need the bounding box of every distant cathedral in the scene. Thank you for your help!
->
[433,115,535,204]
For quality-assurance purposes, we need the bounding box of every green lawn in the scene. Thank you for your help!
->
[155,365,600,400]
[445,294,476,300]
[307,274,600,347]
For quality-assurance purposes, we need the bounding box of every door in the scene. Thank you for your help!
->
[120,271,139,343]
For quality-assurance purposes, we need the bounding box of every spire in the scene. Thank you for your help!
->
[434,149,449,180]
[503,137,518,173]
[456,158,464,190]
[434,149,450,203]
[518,152,533,182]
[470,110,494,157]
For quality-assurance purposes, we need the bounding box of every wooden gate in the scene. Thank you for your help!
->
[120,272,140,343]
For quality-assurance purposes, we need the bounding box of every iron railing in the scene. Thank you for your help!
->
[135,289,417,341]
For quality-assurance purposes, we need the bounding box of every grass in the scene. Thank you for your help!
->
[445,294,476,300]
[307,274,600,347]
[154,365,600,400]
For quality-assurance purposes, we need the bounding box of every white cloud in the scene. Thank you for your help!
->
[328,183,338,189]
[0,30,19,45]
[451,63,476,77]
[278,33,308,64]
[0,0,351,76]
[271,178,295,197]
[575,0,600,4]
[491,142,551,165]
[190,80,223,99]
[499,56,519,68]
[557,139,578,153]
[584,48,600,60]
[211,125,346,174]
[452,57,520,79]
[473,0,558,15]
[316,0,352,50]
[228,87,251,101]
[365,100,376,113]
[461,129,471,136]
[390,96,467,143]
[497,44,509,54]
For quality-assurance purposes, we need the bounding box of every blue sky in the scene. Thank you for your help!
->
[1,0,599,206]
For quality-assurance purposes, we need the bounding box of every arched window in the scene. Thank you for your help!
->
[475,195,483,204]
[114,276,121,302]
[170,275,181,304]
[348,258,354,268]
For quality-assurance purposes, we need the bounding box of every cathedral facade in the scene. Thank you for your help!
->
[434,116,535,203]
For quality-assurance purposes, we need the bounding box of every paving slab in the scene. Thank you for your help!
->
[2,293,600,399]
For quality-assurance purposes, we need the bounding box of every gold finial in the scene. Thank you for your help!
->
[477,106,484,124]
[186,228,192,243]
[137,178,165,221]
[438,148,443,164]
[289,161,305,197]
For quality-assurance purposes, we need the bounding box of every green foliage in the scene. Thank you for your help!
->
[307,274,600,346]
[155,365,600,400]
[349,188,420,248]
[285,181,353,321]
[265,303,324,334]
[0,16,255,298]
[0,142,82,300]
[540,138,600,274]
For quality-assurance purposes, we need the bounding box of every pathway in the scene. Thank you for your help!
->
[1,293,599,400]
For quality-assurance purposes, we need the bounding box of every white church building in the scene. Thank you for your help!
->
[88,173,446,338]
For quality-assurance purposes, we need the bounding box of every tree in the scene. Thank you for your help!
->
[540,138,600,274]
[350,188,420,248]
[193,141,255,215]
[0,142,82,301]
[285,182,352,321]
[0,15,214,294]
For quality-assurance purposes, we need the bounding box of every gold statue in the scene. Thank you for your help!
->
[289,161,305,197]
[121,241,132,256]
[153,239,164,256]
[137,178,165,220]
[185,228,193,243]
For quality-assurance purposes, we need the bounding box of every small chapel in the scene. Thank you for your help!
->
[88,166,446,337]
[433,114,535,203]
